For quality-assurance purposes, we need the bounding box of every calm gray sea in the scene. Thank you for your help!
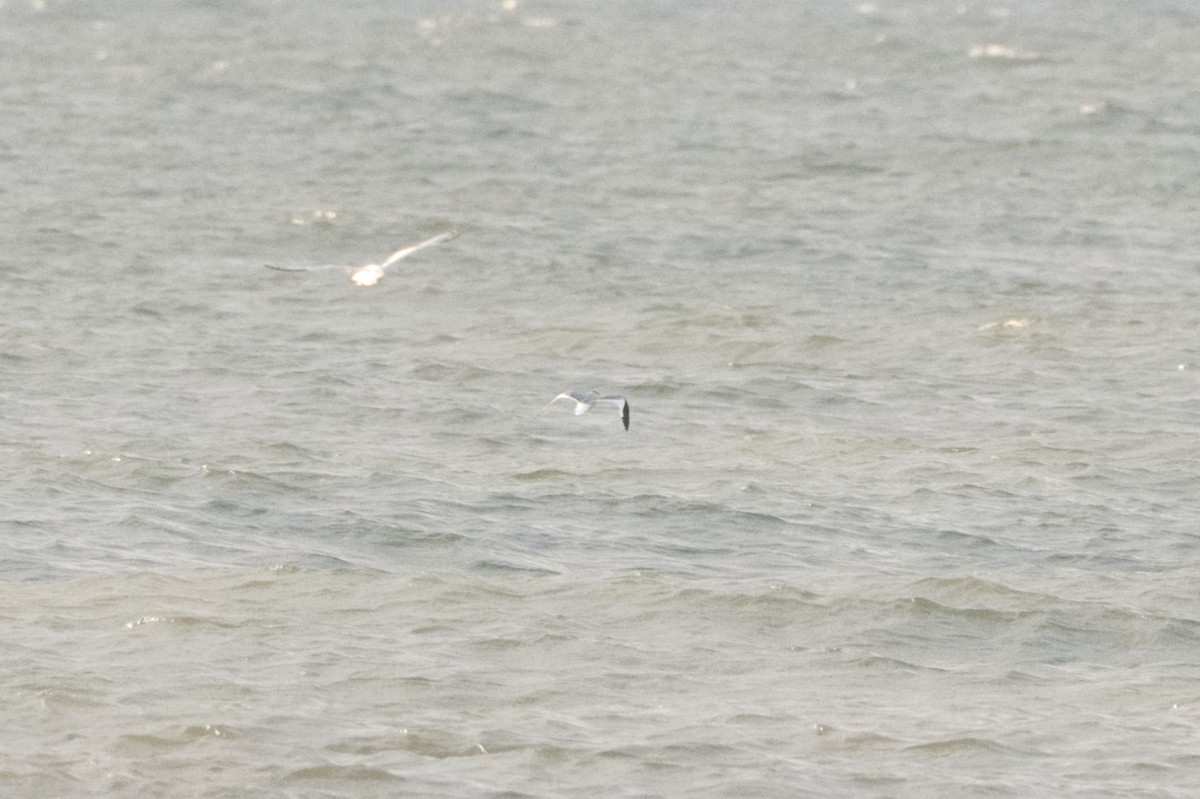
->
[4,0,1200,796]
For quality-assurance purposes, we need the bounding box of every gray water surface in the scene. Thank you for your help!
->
[4,1,1200,796]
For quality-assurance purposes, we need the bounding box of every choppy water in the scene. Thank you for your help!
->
[4,1,1200,796]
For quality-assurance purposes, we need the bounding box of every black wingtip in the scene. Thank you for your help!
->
[622,402,630,431]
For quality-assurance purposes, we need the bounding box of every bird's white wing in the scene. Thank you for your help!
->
[380,231,457,270]
[537,392,576,417]
[594,396,630,430]
[263,264,349,273]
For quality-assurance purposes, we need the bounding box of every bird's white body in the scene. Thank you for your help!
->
[350,264,387,286]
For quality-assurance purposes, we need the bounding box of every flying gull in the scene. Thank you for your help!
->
[539,390,630,431]
[265,231,456,286]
